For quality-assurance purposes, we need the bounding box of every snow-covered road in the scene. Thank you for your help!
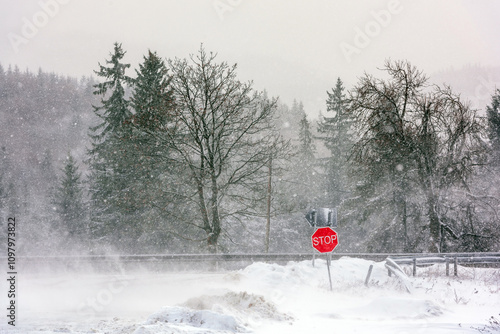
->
[2,257,499,333]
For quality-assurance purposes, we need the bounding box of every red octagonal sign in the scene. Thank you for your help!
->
[312,227,339,253]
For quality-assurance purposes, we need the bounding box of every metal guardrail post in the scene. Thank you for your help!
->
[445,257,450,276]
[454,256,458,276]
[385,258,412,293]
[326,253,333,291]
[412,258,416,277]
[365,264,374,286]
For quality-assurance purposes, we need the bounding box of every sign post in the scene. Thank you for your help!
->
[311,226,339,291]
[305,208,337,268]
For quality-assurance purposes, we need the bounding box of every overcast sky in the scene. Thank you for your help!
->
[1,0,499,117]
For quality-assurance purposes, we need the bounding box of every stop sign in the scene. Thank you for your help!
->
[311,227,339,253]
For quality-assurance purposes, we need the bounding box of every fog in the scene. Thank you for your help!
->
[1,0,500,117]
[12,258,500,333]
[21,269,228,325]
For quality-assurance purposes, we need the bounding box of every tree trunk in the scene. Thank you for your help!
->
[402,196,408,252]
[427,194,441,253]
[197,184,210,225]
[207,172,221,253]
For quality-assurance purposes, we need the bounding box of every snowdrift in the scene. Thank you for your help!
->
[7,256,500,334]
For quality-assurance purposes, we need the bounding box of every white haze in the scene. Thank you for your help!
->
[1,0,500,117]
[8,258,500,333]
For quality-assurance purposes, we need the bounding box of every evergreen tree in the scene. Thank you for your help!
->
[91,43,133,134]
[0,147,19,217]
[131,50,174,130]
[87,42,134,241]
[125,50,180,248]
[129,50,176,210]
[0,64,5,99]
[295,111,320,209]
[486,89,500,165]
[0,65,99,253]
[53,154,86,237]
[317,77,354,207]
[298,108,316,161]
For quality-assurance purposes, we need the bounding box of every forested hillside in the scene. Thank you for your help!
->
[0,64,98,254]
[1,46,499,255]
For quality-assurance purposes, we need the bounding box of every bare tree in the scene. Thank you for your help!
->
[348,60,487,252]
[164,46,283,252]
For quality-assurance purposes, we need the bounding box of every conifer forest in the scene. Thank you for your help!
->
[1,44,499,255]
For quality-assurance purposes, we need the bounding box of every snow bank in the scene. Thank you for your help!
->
[9,257,500,334]
[239,256,396,292]
[134,306,242,333]
[134,290,293,333]
[184,291,292,322]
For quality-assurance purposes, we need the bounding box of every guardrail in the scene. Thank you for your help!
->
[11,252,388,263]
[389,252,500,276]
[3,252,499,274]
[9,253,382,272]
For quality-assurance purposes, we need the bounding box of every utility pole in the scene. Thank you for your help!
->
[265,155,272,253]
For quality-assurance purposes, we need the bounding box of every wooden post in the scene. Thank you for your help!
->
[454,256,458,276]
[412,258,417,277]
[365,264,374,286]
[445,257,450,276]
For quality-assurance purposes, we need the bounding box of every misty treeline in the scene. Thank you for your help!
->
[1,45,499,255]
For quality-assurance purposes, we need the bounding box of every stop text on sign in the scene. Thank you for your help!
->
[312,234,337,246]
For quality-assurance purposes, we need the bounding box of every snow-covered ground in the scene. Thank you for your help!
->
[3,257,500,333]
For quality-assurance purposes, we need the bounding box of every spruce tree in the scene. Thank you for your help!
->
[91,43,133,134]
[298,108,316,162]
[295,111,320,209]
[131,50,174,131]
[317,77,354,207]
[129,50,175,204]
[125,50,179,242]
[0,64,5,99]
[53,154,86,237]
[87,42,134,241]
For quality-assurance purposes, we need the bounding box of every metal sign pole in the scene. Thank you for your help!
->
[306,208,338,282]
[312,218,316,267]
[327,210,334,291]
[326,252,333,291]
